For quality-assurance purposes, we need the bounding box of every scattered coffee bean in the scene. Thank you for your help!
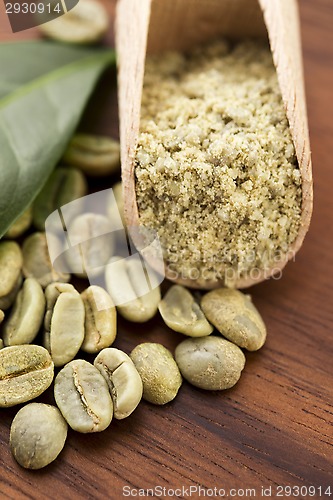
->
[44,283,85,367]
[4,206,32,239]
[63,134,120,176]
[0,274,22,311]
[54,359,113,433]
[0,345,54,407]
[10,403,68,469]
[0,241,23,310]
[159,285,213,337]
[106,256,161,322]
[201,288,267,351]
[39,0,109,44]
[81,286,117,354]
[32,167,87,231]
[22,232,70,287]
[175,336,246,390]
[130,343,182,405]
[3,278,45,346]
[94,348,143,419]
[65,213,115,278]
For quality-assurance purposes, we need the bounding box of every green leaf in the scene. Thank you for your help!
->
[0,41,115,238]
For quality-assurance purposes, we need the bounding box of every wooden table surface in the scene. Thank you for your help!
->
[0,1,332,499]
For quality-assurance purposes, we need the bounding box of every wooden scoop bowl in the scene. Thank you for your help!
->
[115,0,313,289]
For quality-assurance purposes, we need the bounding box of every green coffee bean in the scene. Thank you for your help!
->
[39,0,109,45]
[201,288,267,351]
[0,241,23,310]
[130,343,182,405]
[94,348,143,419]
[158,285,213,337]
[33,167,87,231]
[0,275,22,311]
[65,213,115,278]
[63,134,120,176]
[4,206,32,239]
[44,283,85,367]
[44,283,76,332]
[81,286,116,354]
[105,256,161,322]
[175,336,246,390]
[10,403,67,469]
[22,232,70,287]
[54,359,113,433]
[3,278,45,346]
[0,345,54,407]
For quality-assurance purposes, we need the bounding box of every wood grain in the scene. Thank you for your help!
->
[0,0,332,498]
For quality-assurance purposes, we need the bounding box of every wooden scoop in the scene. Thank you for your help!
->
[115,0,313,289]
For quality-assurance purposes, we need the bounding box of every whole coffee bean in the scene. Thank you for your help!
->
[54,359,113,433]
[10,403,67,469]
[3,278,45,346]
[65,213,115,278]
[5,206,32,239]
[63,134,120,176]
[159,285,213,337]
[81,286,117,354]
[0,274,22,311]
[39,0,109,44]
[44,283,85,367]
[22,232,70,288]
[105,256,161,322]
[175,336,246,390]
[130,343,182,405]
[33,167,87,231]
[0,241,23,310]
[201,288,267,351]
[0,345,54,407]
[94,348,143,419]
[44,282,76,331]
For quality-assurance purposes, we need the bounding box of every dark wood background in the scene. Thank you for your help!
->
[0,1,332,498]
